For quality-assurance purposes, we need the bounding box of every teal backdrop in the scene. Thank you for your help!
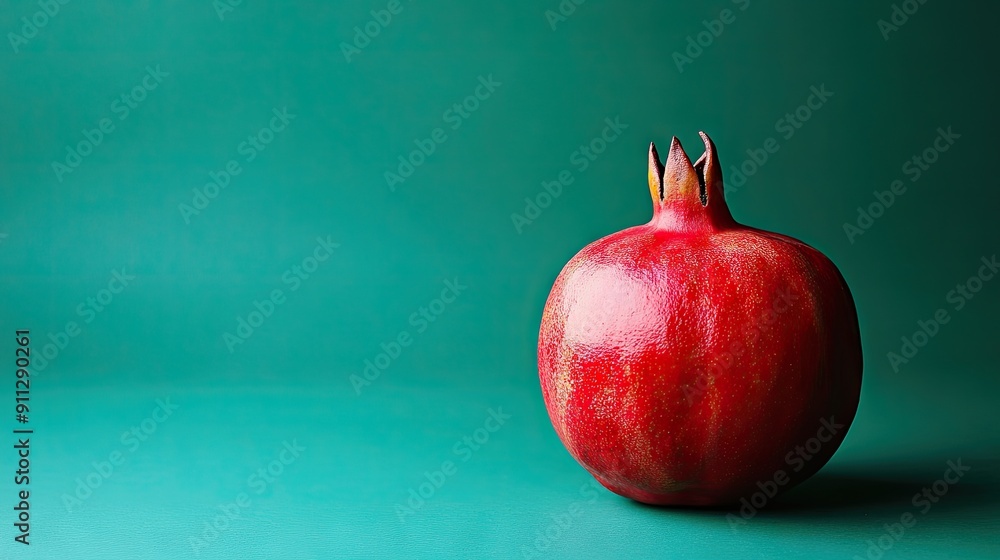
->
[1,1,997,559]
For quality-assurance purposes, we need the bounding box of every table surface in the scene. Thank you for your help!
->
[5,369,996,560]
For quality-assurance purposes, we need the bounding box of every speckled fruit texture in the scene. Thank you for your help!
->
[537,133,863,506]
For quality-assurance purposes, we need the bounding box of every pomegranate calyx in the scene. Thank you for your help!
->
[647,132,735,233]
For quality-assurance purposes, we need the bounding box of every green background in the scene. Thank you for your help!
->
[1,1,998,558]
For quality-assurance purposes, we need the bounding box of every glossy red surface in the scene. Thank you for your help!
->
[537,134,862,506]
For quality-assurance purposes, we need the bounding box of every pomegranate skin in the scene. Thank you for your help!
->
[537,134,862,506]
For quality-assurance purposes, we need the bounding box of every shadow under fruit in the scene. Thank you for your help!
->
[537,133,863,506]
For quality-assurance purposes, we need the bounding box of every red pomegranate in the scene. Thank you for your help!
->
[537,133,862,506]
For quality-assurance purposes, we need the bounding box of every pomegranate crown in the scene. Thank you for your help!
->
[647,132,735,231]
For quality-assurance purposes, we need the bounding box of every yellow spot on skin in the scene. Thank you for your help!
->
[554,345,575,436]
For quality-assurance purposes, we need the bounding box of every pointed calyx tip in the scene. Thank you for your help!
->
[647,142,665,204]
[662,136,699,200]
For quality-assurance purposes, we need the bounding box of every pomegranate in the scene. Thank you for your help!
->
[537,133,862,506]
